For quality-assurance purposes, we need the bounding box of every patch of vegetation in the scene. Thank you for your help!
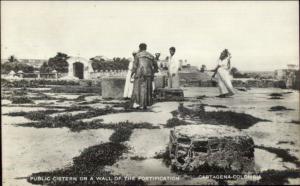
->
[269,96,283,100]
[19,115,159,132]
[236,87,247,91]
[202,104,228,108]
[269,106,294,111]
[74,95,86,101]
[196,95,207,100]
[130,156,147,161]
[74,142,127,168]
[153,147,172,167]
[72,94,96,102]
[109,127,133,143]
[102,101,132,109]
[165,117,191,128]
[26,113,148,185]
[11,96,34,104]
[41,52,69,73]
[72,107,116,120]
[78,99,101,105]
[290,120,300,124]
[1,79,81,88]
[170,110,179,118]
[246,169,300,185]
[51,86,101,94]
[1,55,34,74]
[18,115,104,132]
[65,105,91,112]
[27,142,145,185]
[6,110,59,120]
[12,88,28,96]
[176,104,267,129]
[174,163,241,177]
[90,56,130,71]
[32,92,57,100]
[15,107,116,126]
[255,146,300,167]
[269,93,283,97]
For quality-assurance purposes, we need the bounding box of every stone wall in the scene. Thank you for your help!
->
[168,125,255,173]
[90,70,128,79]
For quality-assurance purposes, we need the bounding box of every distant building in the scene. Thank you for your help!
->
[274,64,299,80]
[180,64,199,73]
[64,56,94,79]
[287,64,298,70]
[274,64,299,90]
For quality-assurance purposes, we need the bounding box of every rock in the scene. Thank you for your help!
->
[168,125,255,173]
[101,77,125,99]
[154,88,184,101]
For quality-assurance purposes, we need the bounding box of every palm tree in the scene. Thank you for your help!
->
[8,55,18,63]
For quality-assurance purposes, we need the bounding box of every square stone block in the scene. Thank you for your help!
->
[101,77,125,99]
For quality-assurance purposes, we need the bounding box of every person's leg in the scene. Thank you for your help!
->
[168,75,172,88]
[139,78,149,109]
[172,74,180,88]
[218,78,229,95]
[130,78,141,108]
[223,72,235,95]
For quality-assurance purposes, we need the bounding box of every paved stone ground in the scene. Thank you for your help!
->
[1,87,300,185]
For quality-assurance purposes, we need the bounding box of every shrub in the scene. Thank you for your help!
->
[109,127,133,143]
[165,117,191,128]
[11,96,34,104]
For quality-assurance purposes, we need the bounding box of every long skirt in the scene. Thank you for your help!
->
[216,68,234,95]
[131,76,153,108]
[123,72,133,98]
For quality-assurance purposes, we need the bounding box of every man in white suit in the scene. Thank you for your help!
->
[167,47,180,88]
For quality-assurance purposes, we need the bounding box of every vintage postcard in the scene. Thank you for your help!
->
[1,1,299,185]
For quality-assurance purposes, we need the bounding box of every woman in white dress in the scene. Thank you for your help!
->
[123,52,137,98]
[212,49,235,97]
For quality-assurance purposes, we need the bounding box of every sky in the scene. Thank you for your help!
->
[1,1,299,71]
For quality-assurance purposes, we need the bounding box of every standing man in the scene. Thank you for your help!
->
[131,43,157,109]
[123,51,137,99]
[167,47,180,88]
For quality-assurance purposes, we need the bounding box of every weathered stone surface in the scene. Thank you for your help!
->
[168,125,255,173]
[154,88,184,101]
[101,77,125,99]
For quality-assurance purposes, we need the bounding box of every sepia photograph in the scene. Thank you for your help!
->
[1,1,299,185]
